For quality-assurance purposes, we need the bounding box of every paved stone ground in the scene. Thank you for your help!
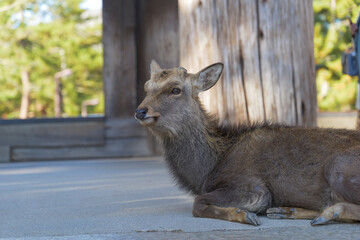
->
[317,112,357,129]
[0,158,359,240]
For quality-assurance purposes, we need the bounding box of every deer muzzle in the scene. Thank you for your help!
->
[134,107,160,126]
[135,108,148,120]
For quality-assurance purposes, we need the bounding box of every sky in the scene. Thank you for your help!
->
[18,0,102,26]
[80,0,102,10]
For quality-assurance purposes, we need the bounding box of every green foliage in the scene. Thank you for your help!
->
[314,0,360,111]
[0,0,103,118]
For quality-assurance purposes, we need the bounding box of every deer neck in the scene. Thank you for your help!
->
[159,102,224,195]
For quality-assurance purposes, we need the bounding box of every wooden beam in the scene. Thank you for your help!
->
[12,138,151,161]
[103,0,137,118]
[0,121,104,147]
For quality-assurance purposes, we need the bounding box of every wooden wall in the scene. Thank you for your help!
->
[0,118,151,162]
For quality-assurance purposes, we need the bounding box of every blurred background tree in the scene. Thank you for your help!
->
[314,0,360,112]
[0,0,103,119]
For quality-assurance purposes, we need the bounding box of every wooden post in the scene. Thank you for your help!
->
[54,75,63,118]
[136,0,179,105]
[259,0,317,126]
[103,0,137,118]
[54,69,72,118]
[81,99,99,117]
[20,70,30,119]
[135,0,179,154]
[102,0,152,156]
[178,0,317,126]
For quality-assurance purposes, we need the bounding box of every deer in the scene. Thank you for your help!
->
[135,61,360,226]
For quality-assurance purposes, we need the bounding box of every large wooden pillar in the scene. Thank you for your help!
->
[102,0,151,157]
[103,0,137,118]
[258,0,317,126]
[135,0,179,153]
[136,0,179,104]
[178,0,317,126]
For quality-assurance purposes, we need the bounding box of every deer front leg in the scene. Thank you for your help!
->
[267,207,320,220]
[192,190,263,226]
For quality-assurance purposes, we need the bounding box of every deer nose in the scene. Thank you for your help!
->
[135,107,148,120]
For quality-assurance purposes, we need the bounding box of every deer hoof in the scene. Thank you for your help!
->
[310,217,329,226]
[245,212,261,226]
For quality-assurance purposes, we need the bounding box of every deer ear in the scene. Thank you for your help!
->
[194,63,223,93]
[150,60,161,74]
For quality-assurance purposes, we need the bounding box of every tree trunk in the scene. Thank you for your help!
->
[178,0,317,126]
[19,70,30,119]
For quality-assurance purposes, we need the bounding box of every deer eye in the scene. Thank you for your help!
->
[161,71,168,77]
[171,88,181,95]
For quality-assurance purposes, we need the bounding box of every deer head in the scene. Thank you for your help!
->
[135,60,223,135]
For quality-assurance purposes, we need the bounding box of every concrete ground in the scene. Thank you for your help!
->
[317,111,357,129]
[1,158,359,240]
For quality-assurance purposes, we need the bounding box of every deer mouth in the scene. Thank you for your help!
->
[139,116,159,126]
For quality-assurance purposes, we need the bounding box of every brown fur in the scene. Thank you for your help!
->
[135,61,360,226]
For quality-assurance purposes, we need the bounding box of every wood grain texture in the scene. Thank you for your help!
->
[214,0,250,125]
[258,0,297,125]
[291,0,317,126]
[179,0,265,124]
[236,0,265,123]
[258,0,317,126]
[179,0,316,126]
[179,0,225,122]
[103,0,137,118]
